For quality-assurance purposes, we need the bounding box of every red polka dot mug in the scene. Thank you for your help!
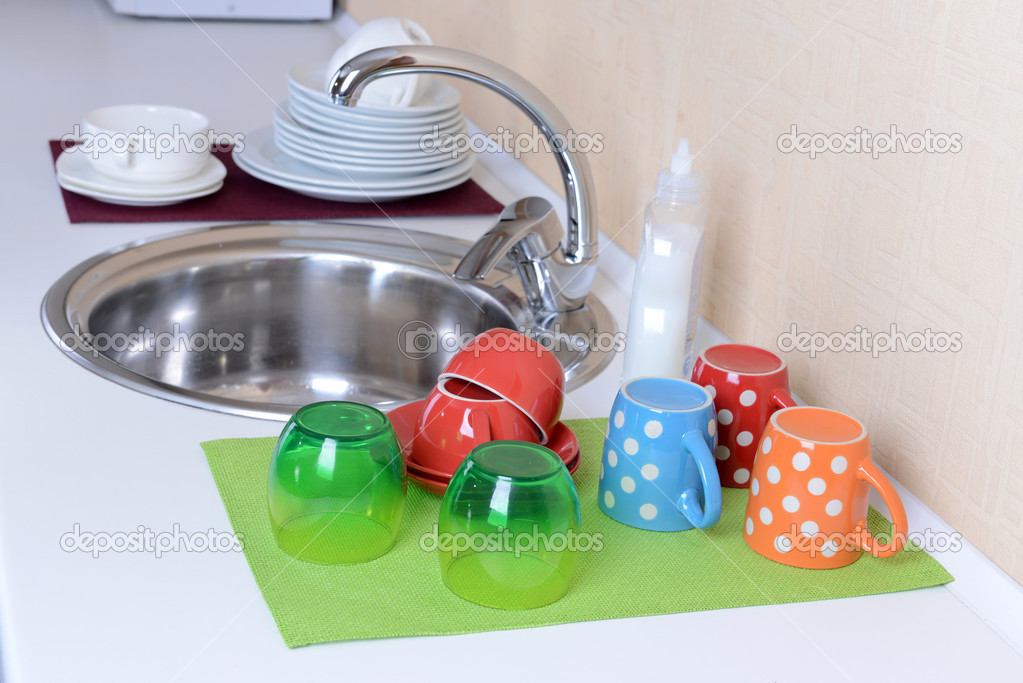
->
[743,406,908,569]
[691,344,797,488]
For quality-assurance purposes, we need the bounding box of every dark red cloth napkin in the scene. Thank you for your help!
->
[49,141,503,224]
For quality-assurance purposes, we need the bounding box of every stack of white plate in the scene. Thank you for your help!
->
[233,61,473,202]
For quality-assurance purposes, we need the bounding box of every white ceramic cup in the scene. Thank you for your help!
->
[325,17,432,108]
[80,105,211,184]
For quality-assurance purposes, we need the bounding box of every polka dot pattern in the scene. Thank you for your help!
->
[715,445,730,461]
[739,390,757,406]
[736,431,753,447]
[792,452,810,471]
[599,390,719,531]
[717,409,733,425]
[741,410,872,568]
[644,420,663,438]
[733,468,750,484]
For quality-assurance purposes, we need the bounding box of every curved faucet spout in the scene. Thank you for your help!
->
[328,45,599,311]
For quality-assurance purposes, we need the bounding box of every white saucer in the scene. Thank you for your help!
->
[56,151,227,198]
[57,174,223,206]
[235,125,474,190]
[288,61,461,119]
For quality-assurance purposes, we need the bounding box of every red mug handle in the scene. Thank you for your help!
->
[770,388,797,409]
[469,409,492,443]
[855,461,908,558]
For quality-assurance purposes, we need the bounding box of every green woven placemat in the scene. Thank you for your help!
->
[201,418,953,647]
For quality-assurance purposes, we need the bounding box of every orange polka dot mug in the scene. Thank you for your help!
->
[743,406,908,569]
[691,344,797,488]
[598,377,722,531]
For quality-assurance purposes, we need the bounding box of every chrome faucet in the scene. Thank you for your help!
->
[329,45,599,312]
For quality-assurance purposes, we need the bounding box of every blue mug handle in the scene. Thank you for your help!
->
[676,430,723,529]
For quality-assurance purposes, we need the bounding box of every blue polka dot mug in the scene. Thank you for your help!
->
[598,377,723,531]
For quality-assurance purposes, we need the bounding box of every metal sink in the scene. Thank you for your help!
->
[41,222,616,420]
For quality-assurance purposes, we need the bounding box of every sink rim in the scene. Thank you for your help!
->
[41,221,617,421]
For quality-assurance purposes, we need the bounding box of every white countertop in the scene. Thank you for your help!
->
[2,3,1022,681]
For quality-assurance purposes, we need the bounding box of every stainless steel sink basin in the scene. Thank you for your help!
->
[42,222,616,420]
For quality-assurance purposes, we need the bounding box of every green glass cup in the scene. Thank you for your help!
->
[267,401,406,564]
[438,441,582,609]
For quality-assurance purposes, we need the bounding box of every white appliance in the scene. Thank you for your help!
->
[105,0,333,21]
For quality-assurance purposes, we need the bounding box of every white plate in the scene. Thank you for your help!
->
[289,61,461,115]
[289,86,459,127]
[234,152,471,203]
[274,126,465,168]
[286,97,464,134]
[283,103,464,145]
[272,109,467,155]
[56,151,227,197]
[272,120,453,161]
[235,126,474,190]
[288,88,461,130]
[288,61,461,118]
[275,134,463,176]
[57,174,223,206]
[286,99,464,139]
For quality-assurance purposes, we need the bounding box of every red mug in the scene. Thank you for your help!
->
[413,377,540,474]
[439,328,565,443]
[691,344,797,487]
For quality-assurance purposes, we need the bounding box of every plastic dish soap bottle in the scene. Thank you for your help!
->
[621,138,707,382]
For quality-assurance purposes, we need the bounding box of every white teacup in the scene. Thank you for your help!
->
[80,105,211,184]
[325,17,432,108]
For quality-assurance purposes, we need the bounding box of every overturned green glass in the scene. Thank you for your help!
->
[438,441,582,609]
[268,401,406,565]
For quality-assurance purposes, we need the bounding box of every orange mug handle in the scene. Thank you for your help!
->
[855,461,908,558]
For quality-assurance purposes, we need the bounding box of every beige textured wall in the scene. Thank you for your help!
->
[345,0,1023,581]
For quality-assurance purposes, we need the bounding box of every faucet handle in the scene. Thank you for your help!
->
[453,197,561,281]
